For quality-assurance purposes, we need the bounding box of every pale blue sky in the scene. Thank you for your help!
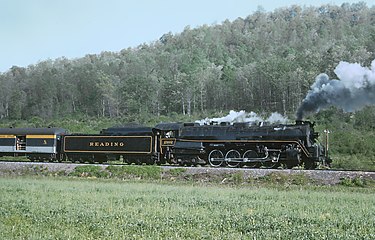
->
[0,0,373,72]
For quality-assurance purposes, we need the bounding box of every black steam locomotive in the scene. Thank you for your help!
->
[0,120,330,169]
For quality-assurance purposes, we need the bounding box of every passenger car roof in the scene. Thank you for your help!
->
[0,128,67,135]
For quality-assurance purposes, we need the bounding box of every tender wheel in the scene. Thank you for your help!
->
[146,157,155,165]
[208,150,224,167]
[96,154,108,164]
[226,150,241,168]
[243,150,261,168]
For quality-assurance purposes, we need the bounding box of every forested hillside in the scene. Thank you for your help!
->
[1,2,374,120]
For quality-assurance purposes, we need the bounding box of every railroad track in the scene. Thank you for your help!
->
[0,160,374,185]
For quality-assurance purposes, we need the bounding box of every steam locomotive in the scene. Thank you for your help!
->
[0,120,330,169]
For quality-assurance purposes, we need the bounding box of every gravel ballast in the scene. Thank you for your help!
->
[1,161,374,185]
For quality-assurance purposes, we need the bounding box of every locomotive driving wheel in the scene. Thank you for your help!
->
[226,150,241,168]
[242,150,260,168]
[208,149,224,167]
[262,161,280,169]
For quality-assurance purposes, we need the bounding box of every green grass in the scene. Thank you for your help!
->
[106,165,162,180]
[331,153,375,171]
[69,165,110,178]
[0,177,374,239]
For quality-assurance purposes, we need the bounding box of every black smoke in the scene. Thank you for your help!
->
[296,60,375,120]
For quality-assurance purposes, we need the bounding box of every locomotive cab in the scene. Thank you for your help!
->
[154,123,187,164]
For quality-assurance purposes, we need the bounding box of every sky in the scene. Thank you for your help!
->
[1,0,374,72]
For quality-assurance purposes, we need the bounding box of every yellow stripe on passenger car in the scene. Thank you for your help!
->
[26,135,56,139]
[0,135,16,138]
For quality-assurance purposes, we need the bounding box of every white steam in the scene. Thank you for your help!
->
[297,59,375,119]
[196,110,289,125]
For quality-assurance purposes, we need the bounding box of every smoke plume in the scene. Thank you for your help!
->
[196,110,289,125]
[296,59,375,120]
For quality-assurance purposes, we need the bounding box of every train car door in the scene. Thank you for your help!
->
[16,136,26,151]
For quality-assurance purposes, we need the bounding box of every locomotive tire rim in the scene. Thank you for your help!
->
[208,149,224,167]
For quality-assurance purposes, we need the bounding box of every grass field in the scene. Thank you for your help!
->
[0,177,374,239]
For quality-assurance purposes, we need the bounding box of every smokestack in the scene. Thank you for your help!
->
[296,59,375,119]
